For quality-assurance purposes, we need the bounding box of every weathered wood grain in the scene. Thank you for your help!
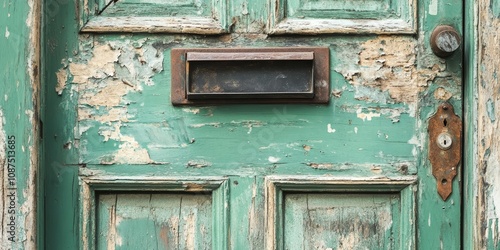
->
[97,193,212,249]
[0,0,40,249]
[474,0,500,247]
[268,0,416,34]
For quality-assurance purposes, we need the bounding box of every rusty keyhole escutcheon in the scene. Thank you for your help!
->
[428,102,462,201]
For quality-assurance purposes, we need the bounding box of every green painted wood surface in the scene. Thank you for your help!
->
[97,193,212,249]
[286,0,401,19]
[416,0,463,248]
[0,0,39,248]
[463,0,477,247]
[97,0,212,17]
[42,0,463,248]
[283,193,399,249]
[42,0,81,248]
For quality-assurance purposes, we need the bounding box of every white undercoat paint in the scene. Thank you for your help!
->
[485,150,500,224]
[327,124,336,133]
[268,156,280,163]
[429,0,438,15]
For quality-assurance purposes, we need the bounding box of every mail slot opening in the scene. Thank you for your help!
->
[171,48,330,105]
[187,59,314,99]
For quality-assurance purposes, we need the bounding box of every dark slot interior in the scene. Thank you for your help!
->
[187,60,314,99]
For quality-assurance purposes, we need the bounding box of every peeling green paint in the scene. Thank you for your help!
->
[487,99,496,122]
[491,0,500,18]
[1,0,40,248]
[42,0,463,248]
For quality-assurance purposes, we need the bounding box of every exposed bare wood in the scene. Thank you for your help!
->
[269,19,416,35]
[81,16,227,34]
[265,176,417,249]
[476,0,500,247]
[186,52,314,61]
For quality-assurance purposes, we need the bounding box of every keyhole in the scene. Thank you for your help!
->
[443,118,448,127]
[437,132,453,150]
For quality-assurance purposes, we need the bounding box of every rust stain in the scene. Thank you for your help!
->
[428,103,462,201]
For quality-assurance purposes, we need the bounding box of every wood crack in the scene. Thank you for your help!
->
[98,0,119,15]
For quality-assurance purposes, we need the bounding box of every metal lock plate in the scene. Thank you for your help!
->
[428,102,462,200]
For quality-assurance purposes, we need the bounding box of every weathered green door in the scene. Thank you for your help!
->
[42,0,463,249]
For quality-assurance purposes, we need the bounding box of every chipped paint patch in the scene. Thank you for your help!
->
[371,166,383,174]
[429,0,438,15]
[187,160,212,168]
[55,68,67,95]
[334,36,445,104]
[113,138,153,164]
[84,80,133,107]
[66,40,164,164]
[189,122,221,128]
[268,156,280,163]
[4,26,9,38]
[69,44,120,84]
[306,163,334,169]
[327,124,336,133]
[98,123,153,164]
[486,99,496,122]
[485,150,500,224]
[434,87,452,100]
[356,108,381,121]
[182,108,200,114]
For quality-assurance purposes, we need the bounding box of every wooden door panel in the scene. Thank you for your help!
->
[96,193,212,249]
[269,0,416,34]
[79,177,229,249]
[80,0,228,33]
[43,0,463,248]
[283,193,399,249]
[265,177,416,249]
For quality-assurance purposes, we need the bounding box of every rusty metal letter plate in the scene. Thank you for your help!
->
[428,103,462,201]
[171,47,330,105]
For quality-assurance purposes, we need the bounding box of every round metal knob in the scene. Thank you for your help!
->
[430,25,461,58]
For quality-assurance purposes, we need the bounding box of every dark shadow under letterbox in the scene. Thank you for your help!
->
[171,48,330,105]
